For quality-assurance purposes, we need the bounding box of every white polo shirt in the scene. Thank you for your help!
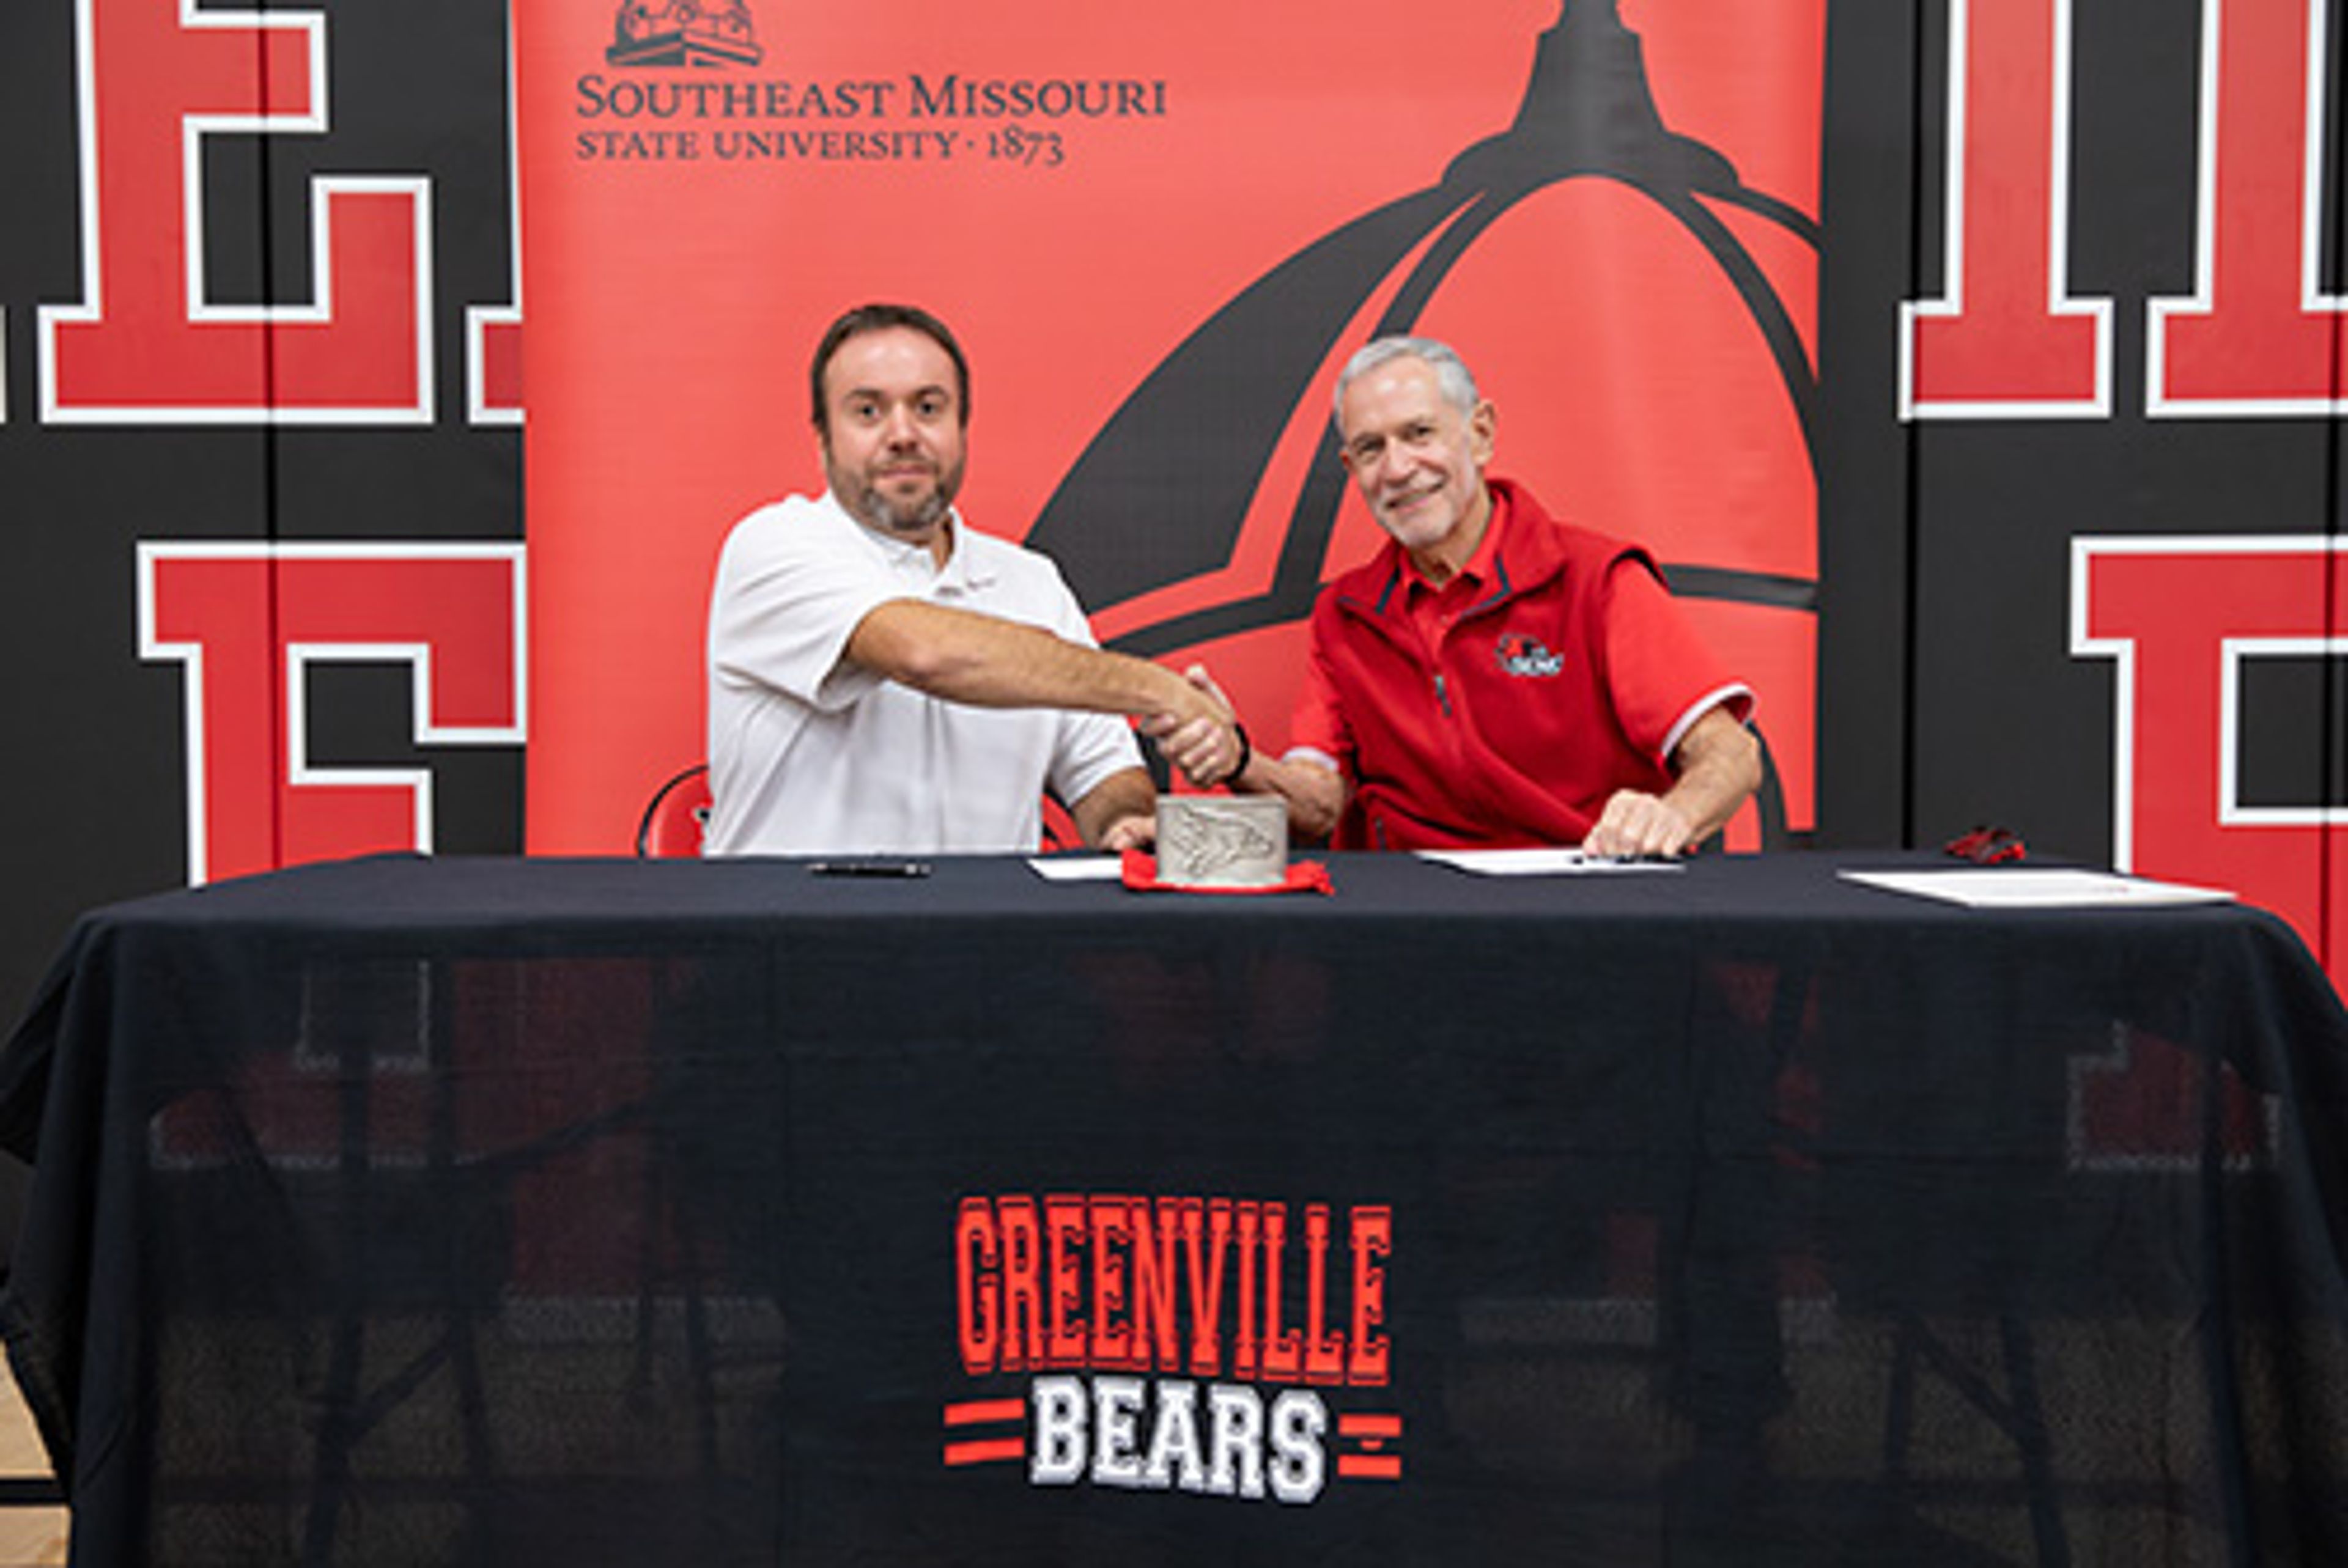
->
[703,490,1143,855]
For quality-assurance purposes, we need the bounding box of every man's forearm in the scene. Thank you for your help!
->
[849,598,1204,724]
[1657,707,1762,844]
[1070,768,1158,849]
[1231,751,1346,842]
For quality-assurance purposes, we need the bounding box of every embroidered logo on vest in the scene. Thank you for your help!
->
[1495,633,1564,678]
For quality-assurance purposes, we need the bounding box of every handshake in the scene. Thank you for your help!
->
[1125,661,1342,847]
[1140,663,1250,791]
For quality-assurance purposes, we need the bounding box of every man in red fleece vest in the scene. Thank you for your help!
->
[1184,335,1760,856]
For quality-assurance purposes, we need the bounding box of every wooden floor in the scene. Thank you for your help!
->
[0,1364,64,1567]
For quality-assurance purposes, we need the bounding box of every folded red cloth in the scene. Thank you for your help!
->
[1944,825,2027,864]
[1120,849,1333,896]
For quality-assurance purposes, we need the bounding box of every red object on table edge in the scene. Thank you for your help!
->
[1120,850,1334,895]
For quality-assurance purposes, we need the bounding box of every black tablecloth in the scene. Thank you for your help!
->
[3,852,2346,1564]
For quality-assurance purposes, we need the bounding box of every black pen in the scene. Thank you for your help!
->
[807,859,931,878]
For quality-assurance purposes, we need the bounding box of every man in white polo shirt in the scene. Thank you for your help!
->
[704,302,1244,856]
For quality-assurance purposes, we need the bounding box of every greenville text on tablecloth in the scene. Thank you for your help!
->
[946,1193,1400,1503]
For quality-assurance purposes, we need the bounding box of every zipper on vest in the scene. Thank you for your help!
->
[1434,672,1452,716]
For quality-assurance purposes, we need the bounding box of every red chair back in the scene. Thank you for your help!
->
[636,765,712,858]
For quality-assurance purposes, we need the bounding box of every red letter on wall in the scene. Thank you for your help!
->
[467,5,525,427]
[40,0,431,424]
[2072,536,2346,976]
[1900,0,2111,417]
[139,544,526,883]
[2147,0,2345,414]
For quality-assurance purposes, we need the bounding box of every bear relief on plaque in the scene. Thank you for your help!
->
[1155,795,1290,889]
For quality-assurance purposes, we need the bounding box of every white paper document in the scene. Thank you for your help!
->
[1026,855,1124,882]
[1417,847,1685,876]
[1839,867,2234,909]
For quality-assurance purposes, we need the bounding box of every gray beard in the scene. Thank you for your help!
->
[851,482,953,537]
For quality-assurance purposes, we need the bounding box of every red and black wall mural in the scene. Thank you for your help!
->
[0,0,2341,1020]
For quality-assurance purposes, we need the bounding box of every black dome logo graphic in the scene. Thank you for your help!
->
[1029,0,1817,842]
[608,0,764,69]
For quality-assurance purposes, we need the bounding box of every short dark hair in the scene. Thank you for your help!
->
[809,303,971,438]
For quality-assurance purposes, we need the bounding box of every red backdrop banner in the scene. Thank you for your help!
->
[517,0,1824,852]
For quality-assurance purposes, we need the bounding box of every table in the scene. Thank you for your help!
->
[2,852,2344,1565]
